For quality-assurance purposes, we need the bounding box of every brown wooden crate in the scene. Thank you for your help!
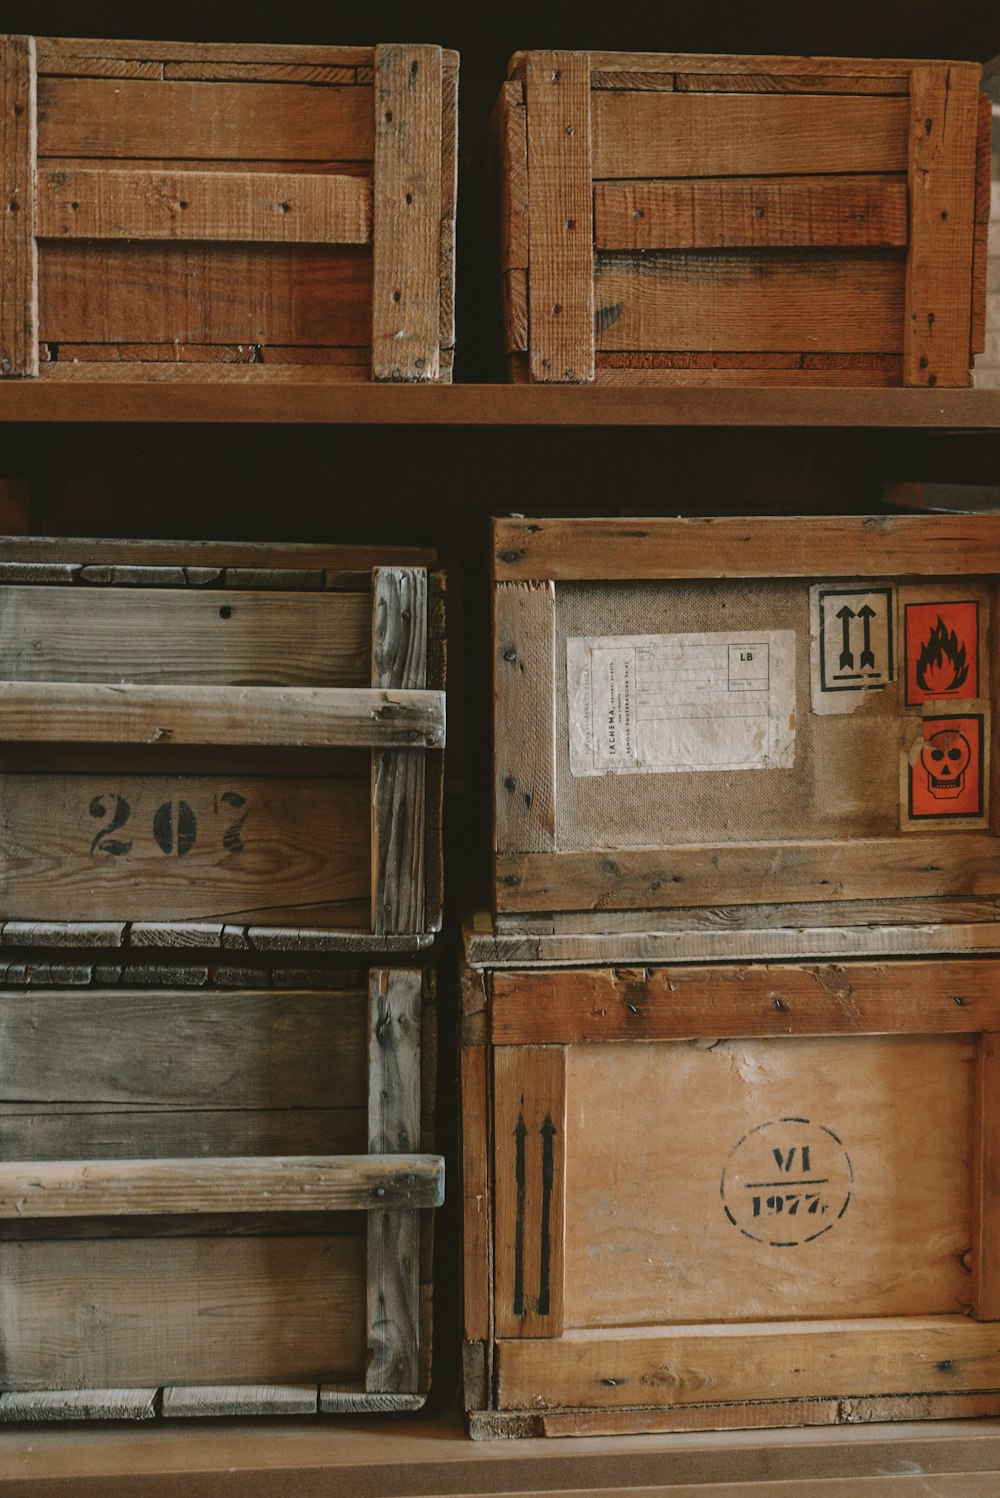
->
[2,35,455,380]
[0,541,443,941]
[499,50,984,386]
[463,951,1000,1434]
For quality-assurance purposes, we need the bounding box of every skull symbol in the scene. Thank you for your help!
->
[920,730,971,800]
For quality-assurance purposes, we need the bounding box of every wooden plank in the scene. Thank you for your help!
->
[366,969,423,1392]
[163,62,356,83]
[513,51,929,80]
[371,44,442,381]
[1,919,124,947]
[491,514,1000,581]
[439,51,458,351]
[903,65,980,386]
[490,958,1000,1044]
[0,35,38,377]
[36,168,372,244]
[525,51,593,383]
[493,582,556,855]
[0,1390,157,1421]
[673,73,911,95]
[593,250,904,354]
[371,568,428,934]
[976,92,993,224]
[502,268,529,353]
[494,1046,566,1339]
[162,1386,317,1416]
[0,681,445,748]
[972,1031,1000,1318]
[0,1153,443,1217]
[0,586,370,686]
[423,571,446,934]
[37,56,164,79]
[972,223,989,353]
[0,1234,366,1388]
[36,41,375,67]
[496,835,1000,913]
[318,1387,423,1412]
[591,92,909,179]
[36,79,373,160]
[589,367,902,387]
[594,176,909,251]
[497,82,528,273]
[0,537,431,570]
[37,242,371,347]
[461,1040,492,1343]
[495,1316,1000,1410]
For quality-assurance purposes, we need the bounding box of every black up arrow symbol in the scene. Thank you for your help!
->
[539,1114,557,1316]
[513,1111,526,1316]
[858,604,876,669]
[836,606,855,669]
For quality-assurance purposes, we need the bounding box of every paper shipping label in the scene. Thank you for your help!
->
[567,631,796,777]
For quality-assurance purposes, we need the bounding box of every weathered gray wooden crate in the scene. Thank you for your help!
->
[0,953,439,1420]
[0,538,445,949]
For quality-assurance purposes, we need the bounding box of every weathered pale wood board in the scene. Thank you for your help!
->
[0,1105,366,1161]
[0,35,38,377]
[493,581,557,856]
[0,1389,157,1421]
[161,1385,317,1417]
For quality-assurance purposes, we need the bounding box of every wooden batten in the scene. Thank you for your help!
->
[0,35,38,377]
[493,581,557,857]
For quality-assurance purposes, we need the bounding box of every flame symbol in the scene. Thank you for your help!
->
[916,617,969,695]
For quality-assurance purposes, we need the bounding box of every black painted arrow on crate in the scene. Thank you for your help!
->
[512,1111,558,1318]
[539,1114,556,1316]
[513,1111,526,1316]
[858,604,877,669]
[837,606,856,669]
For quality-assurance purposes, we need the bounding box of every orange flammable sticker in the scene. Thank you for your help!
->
[904,600,978,706]
[908,712,984,820]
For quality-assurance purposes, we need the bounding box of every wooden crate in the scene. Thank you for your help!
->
[0,953,440,1420]
[493,512,1000,922]
[461,936,1000,1437]
[0,538,445,947]
[494,49,992,387]
[0,36,457,382]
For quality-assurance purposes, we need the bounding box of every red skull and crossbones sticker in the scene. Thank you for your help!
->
[908,715,984,821]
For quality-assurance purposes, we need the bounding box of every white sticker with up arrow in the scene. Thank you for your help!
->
[810,582,896,715]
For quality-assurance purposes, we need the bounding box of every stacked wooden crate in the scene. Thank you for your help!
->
[0,539,446,1419]
[461,513,1000,1437]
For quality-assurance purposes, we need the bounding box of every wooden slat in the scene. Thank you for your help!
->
[162,1386,317,1416]
[163,62,356,83]
[0,1154,443,1217]
[591,92,909,179]
[513,51,929,80]
[37,56,164,79]
[37,242,371,347]
[366,969,423,1392]
[36,40,375,67]
[0,681,444,748]
[673,73,911,95]
[502,268,529,353]
[525,51,593,383]
[36,168,371,244]
[494,581,557,855]
[423,572,446,934]
[903,65,980,386]
[371,44,442,381]
[371,568,429,933]
[972,222,989,353]
[494,1045,566,1340]
[461,1036,492,1343]
[496,835,1000,913]
[497,81,528,274]
[439,51,458,352]
[589,367,901,387]
[496,1316,1000,1410]
[0,1389,157,1421]
[318,1387,423,1412]
[36,78,373,160]
[594,250,904,354]
[491,514,1000,581]
[972,1031,1000,1318]
[594,176,909,251]
[0,537,432,570]
[0,36,38,377]
[490,959,1000,1044]
[975,92,993,224]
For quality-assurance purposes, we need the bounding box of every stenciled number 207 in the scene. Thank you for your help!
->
[88,792,251,857]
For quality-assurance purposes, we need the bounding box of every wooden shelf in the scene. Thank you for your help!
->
[3,1407,1000,1495]
[2,381,1000,428]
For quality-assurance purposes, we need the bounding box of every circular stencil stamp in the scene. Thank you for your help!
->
[721,1118,853,1246]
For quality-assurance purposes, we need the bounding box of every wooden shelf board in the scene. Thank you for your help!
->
[1,382,1000,427]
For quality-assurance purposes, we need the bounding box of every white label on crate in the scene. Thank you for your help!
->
[809,581,896,715]
[566,630,796,776]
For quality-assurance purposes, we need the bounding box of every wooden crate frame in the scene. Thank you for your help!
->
[0,958,440,1421]
[0,539,445,948]
[493,512,1000,920]
[461,942,1000,1438]
[0,36,457,382]
[494,49,992,388]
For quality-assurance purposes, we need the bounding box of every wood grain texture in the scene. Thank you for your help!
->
[162,62,356,83]
[903,65,979,386]
[161,1386,317,1416]
[0,1154,443,1217]
[0,35,38,377]
[491,513,1000,580]
[37,168,372,244]
[366,969,423,1392]
[493,581,557,855]
[371,45,442,381]
[36,78,373,161]
[371,568,429,934]
[423,571,446,934]
[512,51,930,79]
[36,40,375,67]
[438,51,458,352]
[525,51,593,383]
[494,1045,566,1339]
[495,1316,1000,1410]
[318,1387,424,1412]
[461,1038,492,1343]
[0,681,444,748]
[594,176,909,251]
[972,1031,1000,1319]
[591,92,909,179]
[593,251,904,354]
[0,537,433,570]
[38,242,371,347]
[496,81,528,273]
[490,958,1000,1044]
[673,72,911,95]
[0,1389,157,1421]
